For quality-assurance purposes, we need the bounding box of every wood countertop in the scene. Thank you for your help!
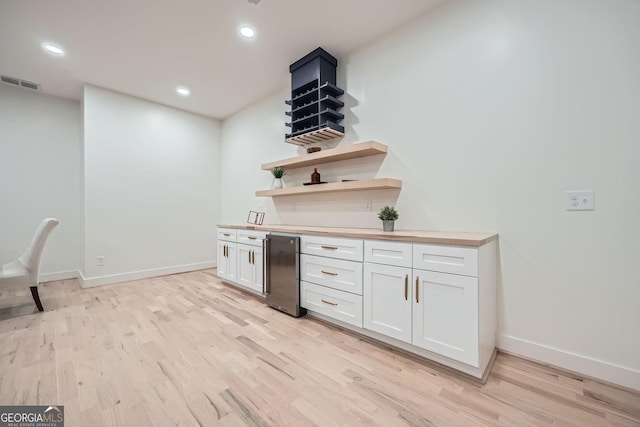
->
[217,224,498,246]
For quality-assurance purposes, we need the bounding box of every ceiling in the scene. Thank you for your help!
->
[0,0,444,119]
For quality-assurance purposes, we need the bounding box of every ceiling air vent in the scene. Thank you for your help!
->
[247,0,261,5]
[0,75,41,91]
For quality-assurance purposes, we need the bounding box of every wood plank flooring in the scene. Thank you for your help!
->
[1,270,638,426]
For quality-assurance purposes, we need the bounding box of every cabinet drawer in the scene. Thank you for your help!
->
[217,228,237,242]
[237,230,267,246]
[413,244,478,277]
[300,281,363,328]
[301,254,363,295]
[364,240,412,268]
[300,235,363,261]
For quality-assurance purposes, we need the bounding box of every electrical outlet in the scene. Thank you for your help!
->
[97,256,105,266]
[290,202,296,212]
[365,200,372,211]
[566,190,595,211]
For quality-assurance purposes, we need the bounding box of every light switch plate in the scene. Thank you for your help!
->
[566,190,595,211]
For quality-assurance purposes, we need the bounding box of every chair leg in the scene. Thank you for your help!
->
[30,286,44,311]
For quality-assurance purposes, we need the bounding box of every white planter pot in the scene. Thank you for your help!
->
[273,178,283,189]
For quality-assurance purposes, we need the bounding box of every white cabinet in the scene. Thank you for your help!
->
[300,235,363,262]
[411,243,484,366]
[413,243,478,277]
[363,239,494,373]
[217,228,237,242]
[217,227,263,294]
[237,229,267,246]
[364,240,412,268]
[300,254,363,295]
[217,240,237,282]
[217,226,496,379]
[300,282,363,328]
[300,234,364,326]
[412,270,478,366]
[237,243,263,293]
[363,263,412,343]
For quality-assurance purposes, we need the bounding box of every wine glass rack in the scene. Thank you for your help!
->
[285,48,345,146]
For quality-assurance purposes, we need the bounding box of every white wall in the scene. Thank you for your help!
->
[220,0,640,389]
[220,89,292,223]
[82,85,221,286]
[0,84,81,280]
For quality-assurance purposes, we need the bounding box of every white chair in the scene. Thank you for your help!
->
[0,218,59,311]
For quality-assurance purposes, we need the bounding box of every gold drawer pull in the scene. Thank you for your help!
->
[321,299,338,306]
[248,236,257,240]
[321,245,338,250]
[321,270,338,276]
[223,233,231,236]
[404,274,408,301]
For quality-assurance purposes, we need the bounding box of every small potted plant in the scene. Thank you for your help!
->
[271,166,286,189]
[378,206,399,232]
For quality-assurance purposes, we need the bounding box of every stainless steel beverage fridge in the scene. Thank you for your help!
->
[264,233,306,317]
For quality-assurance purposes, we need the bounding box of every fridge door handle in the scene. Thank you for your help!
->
[262,239,267,294]
[264,238,270,295]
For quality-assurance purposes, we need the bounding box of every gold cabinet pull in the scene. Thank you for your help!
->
[404,274,408,301]
[248,250,251,264]
[415,276,419,303]
[321,270,338,276]
[224,245,227,257]
[321,299,338,306]
[321,245,338,250]
[223,233,231,237]
[248,236,257,240]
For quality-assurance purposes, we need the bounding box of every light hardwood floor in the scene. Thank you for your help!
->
[1,270,638,426]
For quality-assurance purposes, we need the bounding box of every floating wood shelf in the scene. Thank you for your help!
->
[256,178,402,197]
[262,141,388,171]
[285,127,344,146]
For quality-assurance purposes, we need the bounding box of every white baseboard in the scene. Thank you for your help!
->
[77,270,86,288]
[498,334,640,392]
[40,270,79,282]
[79,261,216,288]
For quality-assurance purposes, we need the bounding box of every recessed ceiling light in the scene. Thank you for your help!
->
[176,86,190,97]
[42,43,64,56]
[239,26,255,38]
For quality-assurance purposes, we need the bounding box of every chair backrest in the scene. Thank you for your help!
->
[17,218,59,284]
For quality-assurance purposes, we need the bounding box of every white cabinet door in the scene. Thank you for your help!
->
[217,227,237,283]
[237,244,253,288]
[413,244,478,277]
[412,270,479,366]
[250,245,264,293]
[225,242,237,283]
[217,228,237,242]
[217,241,229,279]
[364,240,412,268]
[237,230,267,246]
[300,281,363,328]
[300,254,363,295]
[300,235,363,262]
[236,243,263,293]
[363,263,412,344]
